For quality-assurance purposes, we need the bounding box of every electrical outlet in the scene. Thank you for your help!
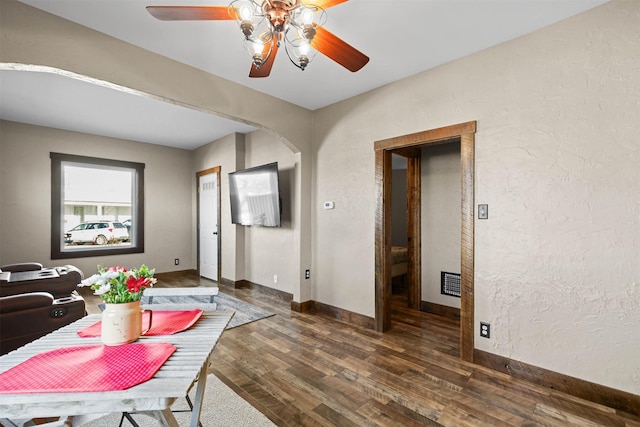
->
[305,269,310,279]
[174,258,179,266]
[480,322,491,338]
[273,274,278,284]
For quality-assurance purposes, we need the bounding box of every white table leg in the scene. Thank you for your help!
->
[189,361,209,427]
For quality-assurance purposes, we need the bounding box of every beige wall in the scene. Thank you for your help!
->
[313,1,639,394]
[421,143,461,309]
[312,96,377,310]
[0,120,193,276]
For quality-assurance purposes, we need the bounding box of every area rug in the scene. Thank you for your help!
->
[136,291,276,330]
[80,373,276,427]
[214,292,276,329]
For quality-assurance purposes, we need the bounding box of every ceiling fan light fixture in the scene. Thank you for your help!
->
[147,1,370,77]
[230,0,327,72]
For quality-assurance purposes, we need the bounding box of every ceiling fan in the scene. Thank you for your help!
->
[147,0,369,78]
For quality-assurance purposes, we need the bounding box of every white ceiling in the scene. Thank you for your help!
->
[1,0,608,150]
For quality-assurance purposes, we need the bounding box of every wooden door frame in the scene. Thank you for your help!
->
[196,166,221,282]
[374,121,476,362]
[405,152,422,310]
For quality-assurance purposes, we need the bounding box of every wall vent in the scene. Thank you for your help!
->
[441,271,461,298]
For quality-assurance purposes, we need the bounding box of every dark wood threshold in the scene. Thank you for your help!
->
[420,300,460,320]
[474,349,640,417]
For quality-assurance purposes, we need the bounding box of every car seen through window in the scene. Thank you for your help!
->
[65,221,129,246]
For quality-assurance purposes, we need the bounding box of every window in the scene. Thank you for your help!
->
[51,153,145,259]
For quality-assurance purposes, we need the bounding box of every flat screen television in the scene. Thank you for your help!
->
[229,162,281,227]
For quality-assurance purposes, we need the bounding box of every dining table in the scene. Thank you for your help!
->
[0,307,234,427]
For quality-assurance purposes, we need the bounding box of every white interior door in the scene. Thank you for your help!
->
[199,171,219,281]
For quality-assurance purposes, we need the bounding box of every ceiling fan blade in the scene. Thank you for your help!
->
[303,0,349,9]
[146,6,233,21]
[312,26,369,72]
[249,43,279,78]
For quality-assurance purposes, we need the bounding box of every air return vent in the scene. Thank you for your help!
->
[441,272,461,298]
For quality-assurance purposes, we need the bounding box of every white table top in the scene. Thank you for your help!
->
[0,310,234,424]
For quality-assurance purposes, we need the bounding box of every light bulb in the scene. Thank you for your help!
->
[252,41,264,56]
[240,5,252,20]
[299,42,310,56]
[301,8,313,25]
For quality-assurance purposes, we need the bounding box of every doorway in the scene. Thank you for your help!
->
[374,121,476,362]
[197,167,221,282]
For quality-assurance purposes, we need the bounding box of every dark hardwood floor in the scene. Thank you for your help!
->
[79,272,639,426]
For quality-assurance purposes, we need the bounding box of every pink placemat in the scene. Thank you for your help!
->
[77,309,203,338]
[0,342,176,394]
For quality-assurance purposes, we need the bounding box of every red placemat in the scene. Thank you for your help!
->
[0,342,176,394]
[77,309,203,338]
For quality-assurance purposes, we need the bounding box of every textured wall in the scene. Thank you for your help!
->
[312,100,377,312]
[313,0,639,394]
[471,0,640,394]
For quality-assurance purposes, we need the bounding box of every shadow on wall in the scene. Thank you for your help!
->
[279,166,294,228]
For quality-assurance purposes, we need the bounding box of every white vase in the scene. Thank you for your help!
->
[101,301,151,346]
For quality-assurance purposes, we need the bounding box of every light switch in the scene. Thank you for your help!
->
[323,201,335,210]
[478,204,488,219]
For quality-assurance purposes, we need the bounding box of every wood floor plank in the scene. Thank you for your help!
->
[444,393,528,426]
[275,368,373,426]
[533,401,627,427]
[382,400,445,426]
[357,399,434,427]
[532,403,609,427]
[461,377,540,420]
[438,403,519,427]
[338,368,445,421]
[297,345,374,377]
[313,403,361,427]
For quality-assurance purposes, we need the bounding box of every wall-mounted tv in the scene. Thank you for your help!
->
[229,162,281,227]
